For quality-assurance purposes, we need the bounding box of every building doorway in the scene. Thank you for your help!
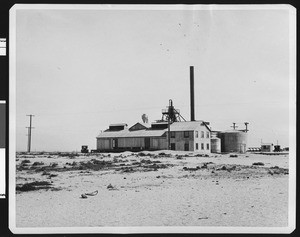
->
[112,139,118,149]
[145,137,150,149]
[184,143,189,151]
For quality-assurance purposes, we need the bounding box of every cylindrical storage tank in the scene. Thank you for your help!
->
[211,135,221,153]
[220,130,248,153]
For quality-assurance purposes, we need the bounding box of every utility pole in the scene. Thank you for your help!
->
[231,122,238,130]
[168,100,171,150]
[26,114,34,152]
[244,122,249,132]
[168,116,171,150]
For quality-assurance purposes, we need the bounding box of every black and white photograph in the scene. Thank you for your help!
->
[9,4,296,234]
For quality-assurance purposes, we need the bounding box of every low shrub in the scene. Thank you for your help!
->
[141,159,152,164]
[21,159,31,164]
[32,161,44,166]
[51,163,58,168]
[42,171,50,176]
[252,162,264,166]
[16,183,36,191]
[16,181,51,192]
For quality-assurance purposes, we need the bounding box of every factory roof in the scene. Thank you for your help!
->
[169,121,210,131]
[109,123,128,127]
[222,129,246,133]
[97,129,166,138]
[97,120,211,139]
[129,122,150,130]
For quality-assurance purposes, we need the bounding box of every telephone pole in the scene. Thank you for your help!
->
[231,122,238,130]
[244,122,249,132]
[26,114,34,152]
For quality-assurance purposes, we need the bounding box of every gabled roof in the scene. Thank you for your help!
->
[169,121,210,131]
[97,120,211,139]
[97,129,166,138]
[202,122,212,132]
[129,122,150,131]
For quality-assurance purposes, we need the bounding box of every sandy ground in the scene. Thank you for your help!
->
[15,151,289,227]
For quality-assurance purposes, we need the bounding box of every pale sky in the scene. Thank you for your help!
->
[15,6,292,151]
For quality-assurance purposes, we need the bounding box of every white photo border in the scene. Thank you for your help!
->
[9,4,296,234]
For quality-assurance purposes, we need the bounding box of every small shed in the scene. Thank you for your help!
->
[261,143,273,152]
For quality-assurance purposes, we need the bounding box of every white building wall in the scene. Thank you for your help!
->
[169,131,194,151]
[194,126,211,153]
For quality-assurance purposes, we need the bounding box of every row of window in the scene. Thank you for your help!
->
[170,131,210,138]
[195,143,210,150]
[195,131,210,138]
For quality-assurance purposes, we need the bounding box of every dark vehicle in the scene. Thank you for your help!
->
[81,145,89,153]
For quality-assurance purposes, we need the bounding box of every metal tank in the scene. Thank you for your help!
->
[211,134,221,153]
[219,130,248,153]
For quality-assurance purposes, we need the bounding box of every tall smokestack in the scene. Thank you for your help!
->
[190,66,195,121]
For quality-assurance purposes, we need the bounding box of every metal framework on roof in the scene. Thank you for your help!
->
[159,99,186,123]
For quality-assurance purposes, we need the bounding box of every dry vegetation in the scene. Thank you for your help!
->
[15,151,289,227]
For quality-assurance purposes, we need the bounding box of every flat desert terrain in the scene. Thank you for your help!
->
[15,151,289,227]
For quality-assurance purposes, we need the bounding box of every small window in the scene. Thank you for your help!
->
[195,131,198,138]
[201,131,204,138]
[171,143,175,150]
[196,143,199,150]
[206,132,210,138]
[206,143,210,150]
[201,143,204,150]
[184,131,189,138]
[171,131,175,138]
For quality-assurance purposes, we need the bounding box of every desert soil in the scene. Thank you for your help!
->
[15,151,289,227]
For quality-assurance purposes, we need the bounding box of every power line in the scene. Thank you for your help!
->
[26,115,34,152]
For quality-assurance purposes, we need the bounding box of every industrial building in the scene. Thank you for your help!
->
[217,129,248,153]
[210,132,221,153]
[95,66,249,154]
[261,143,274,152]
[96,120,211,153]
[211,122,249,154]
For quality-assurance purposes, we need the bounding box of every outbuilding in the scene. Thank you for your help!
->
[261,143,273,152]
